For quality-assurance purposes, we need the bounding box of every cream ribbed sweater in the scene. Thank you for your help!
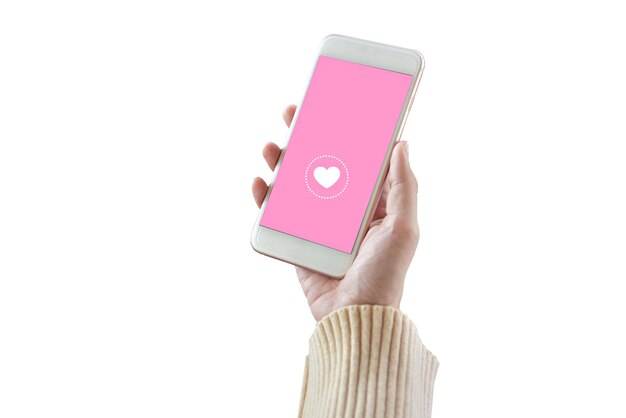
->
[298,305,438,418]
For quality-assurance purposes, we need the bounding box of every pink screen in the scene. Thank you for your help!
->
[260,56,412,253]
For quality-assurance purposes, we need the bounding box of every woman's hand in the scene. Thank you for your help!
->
[252,105,420,321]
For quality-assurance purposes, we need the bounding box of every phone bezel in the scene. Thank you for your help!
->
[251,34,424,277]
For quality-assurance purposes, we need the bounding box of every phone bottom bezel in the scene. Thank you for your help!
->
[251,225,355,277]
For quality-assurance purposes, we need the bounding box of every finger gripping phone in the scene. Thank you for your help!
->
[251,34,424,277]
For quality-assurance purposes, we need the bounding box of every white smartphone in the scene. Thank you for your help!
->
[251,34,424,277]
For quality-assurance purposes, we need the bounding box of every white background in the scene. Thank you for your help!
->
[1,0,624,417]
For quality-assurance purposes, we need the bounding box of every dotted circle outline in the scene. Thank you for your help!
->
[304,155,349,200]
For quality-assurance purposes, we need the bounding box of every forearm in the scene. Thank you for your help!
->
[299,305,438,418]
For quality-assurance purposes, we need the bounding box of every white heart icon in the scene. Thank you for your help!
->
[313,166,340,189]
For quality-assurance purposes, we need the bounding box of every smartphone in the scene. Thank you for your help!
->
[251,34,424,277]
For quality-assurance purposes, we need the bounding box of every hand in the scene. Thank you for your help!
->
[252,105,420,322]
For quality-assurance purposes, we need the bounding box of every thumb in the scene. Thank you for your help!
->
[386,141,418,220]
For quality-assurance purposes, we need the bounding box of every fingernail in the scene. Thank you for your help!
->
[404,142,409,157]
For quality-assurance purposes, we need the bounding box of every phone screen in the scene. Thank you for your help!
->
[260,55,413,253]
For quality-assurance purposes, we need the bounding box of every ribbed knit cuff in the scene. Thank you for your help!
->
[299,305,438,418]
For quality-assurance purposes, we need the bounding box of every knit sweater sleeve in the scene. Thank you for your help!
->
[298,305,438,418]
